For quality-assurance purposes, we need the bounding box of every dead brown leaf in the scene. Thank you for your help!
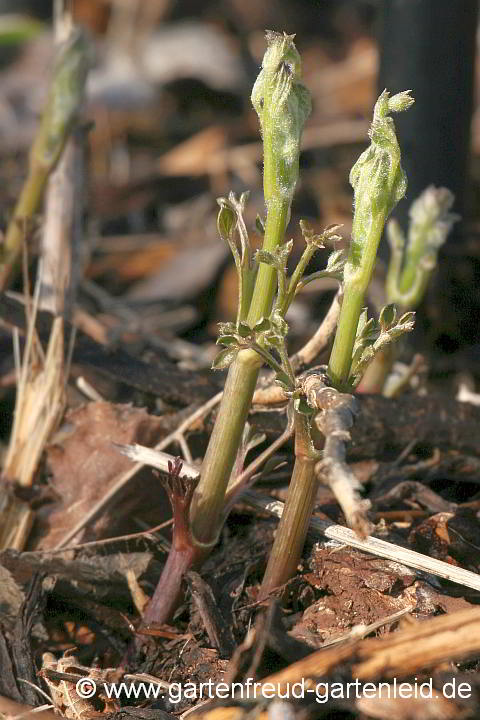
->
[34,401,166,549]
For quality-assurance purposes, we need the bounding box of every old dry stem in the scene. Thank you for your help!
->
[117,444,480,595]
[244,490,480,592]
[303,375,372,538]
[0,18,88,551]
[0,28,88,291]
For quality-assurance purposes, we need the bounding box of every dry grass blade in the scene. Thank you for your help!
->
[0,14,88,550]
[3,315,66,490]
[112,443,480,593]
[244,490,480,592]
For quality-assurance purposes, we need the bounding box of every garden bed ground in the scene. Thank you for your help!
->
[2,2,480,719]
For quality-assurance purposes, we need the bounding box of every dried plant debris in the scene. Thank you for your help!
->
[0,564,24,630]
[0,292,221,406]
[35,402,166,549]
[0,548,155,606]
[0,575,46,705]
[290,545,416,646]
[409,508,480,573]
[40,650,121,719]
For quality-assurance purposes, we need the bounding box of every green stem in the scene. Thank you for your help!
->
[328,212,386,389]
[0,28,89,290]
[283,244,316,312]
[260,414,317,598]
[0,166,49,289]
[327,284,364,389]
[190,348,261,544]
[190,197,290,546]
[249,202,290,322]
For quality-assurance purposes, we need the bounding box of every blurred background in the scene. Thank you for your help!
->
[1,0,480,382]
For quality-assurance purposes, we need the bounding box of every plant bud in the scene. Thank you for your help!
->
[251,31,311,202]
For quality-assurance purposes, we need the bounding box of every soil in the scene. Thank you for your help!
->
[2,3,480,720]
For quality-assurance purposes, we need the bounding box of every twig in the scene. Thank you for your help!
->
[303,374,371,538]
[243,490,480,592]
[115,442,480,593]
[31,518,173,554]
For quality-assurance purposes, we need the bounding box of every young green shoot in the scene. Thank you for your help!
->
[360,185,458,394]
[327,90,414,390]
[386,185,459,309]
[143,64,418,622]
[261,90,418,597]
[143,31,312,625]
[0,28,90,290]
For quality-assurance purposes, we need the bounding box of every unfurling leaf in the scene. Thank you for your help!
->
[217,197,237,241]
[386,185,459,310]
[379,303,396,330]
[217,335,238,347]
[348,306,416,388]
[255,239,293,272]
[348,89,414,270]
[299,219,343,249]
[212,347,238,371]
[255,249,277,267]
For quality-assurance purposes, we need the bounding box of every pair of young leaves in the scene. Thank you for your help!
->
[214,194,414,394]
